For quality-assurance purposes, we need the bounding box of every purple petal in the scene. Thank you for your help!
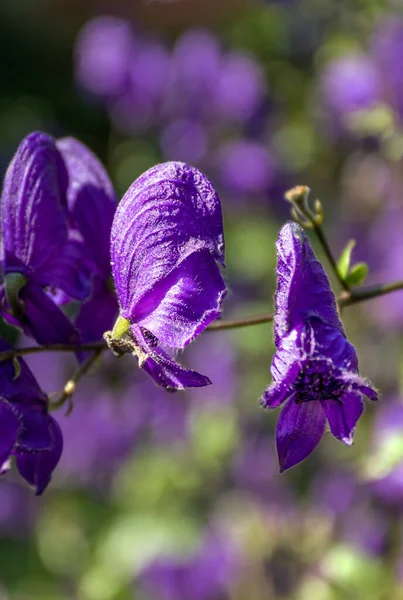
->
[341,372,378,401]
[0,401,20,465]
[261,360,301,408]
[75,284,118,361]
[321,393,364,445]
[35,239,92,301]
[16,409,52,452]
[274,223,343,344]
[133,325,211,390]
[16,281,80,346]
[56,137,117,276]
[0,338,48,405]
[111,162,225,319]
[1,131,68,276]
[135,249,226,349]
[311,321,359,372]
[276,396,326,472]
[16,417,63,495]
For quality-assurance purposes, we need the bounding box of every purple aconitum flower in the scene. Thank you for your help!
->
[106,161,226,391]
[56,137,118,350]
[261,222,377,472]
[0,132,91,345]
[0,339,62,494]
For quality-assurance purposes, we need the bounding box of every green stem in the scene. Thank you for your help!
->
[313,222,350,292]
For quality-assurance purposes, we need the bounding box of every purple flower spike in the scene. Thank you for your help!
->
[0,339,62,494]
[0,132,91,344]
[107,161,226,390]
[261,222,377,472]
[56,137,118,350]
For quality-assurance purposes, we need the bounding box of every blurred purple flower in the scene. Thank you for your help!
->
[320,54,381,117]
[108,162,226,390]
[0,339,62,495]
[213,53,266,123]
[75,16,134,98]
[160,119,207,164]
[0,482,34,536]
[261,222,377,472]
[372,17,403,120]
[165,30,222,120]
[141,532,238,600]
[0,132,90,345]
[218,139,277,196]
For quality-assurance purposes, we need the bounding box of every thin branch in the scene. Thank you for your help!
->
[2,278,403,364]
[340,279,403,307]
[206,313,274,331]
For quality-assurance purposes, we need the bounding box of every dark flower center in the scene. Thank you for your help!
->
[295,359,343,403]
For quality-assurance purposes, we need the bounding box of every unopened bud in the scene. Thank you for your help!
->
[284,185,311,212]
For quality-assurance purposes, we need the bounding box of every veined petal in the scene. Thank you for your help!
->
[321,393,364,446]
[311,320,359,372]
[16,417,63,495]
[274,223,343,343]
[135,249,226,349]
[111,162,225,318]
[133,325,211,390]
[276,395,326,472]
[1,132,68,277]
[56,137,117,276]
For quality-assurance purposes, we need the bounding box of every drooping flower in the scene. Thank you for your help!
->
[106,161,226,390]
[261,222,377,472]
[0,339,63,494]
[0,132,91,345]
[56,137,118,352]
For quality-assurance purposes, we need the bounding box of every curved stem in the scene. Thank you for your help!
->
[50,348,105,414]
[313,222,350,292]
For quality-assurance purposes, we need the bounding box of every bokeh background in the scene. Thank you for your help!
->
[2,0,403,598]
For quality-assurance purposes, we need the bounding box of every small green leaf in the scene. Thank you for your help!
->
[337,239,356,280]
[345,262,369,287]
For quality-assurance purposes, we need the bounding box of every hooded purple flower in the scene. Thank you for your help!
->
[0,339,63,494]
[261,223,377,472]
[107,161,226,391]
[0,132,91,345]
[56,137,118,350]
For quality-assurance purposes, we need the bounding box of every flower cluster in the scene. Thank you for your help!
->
[0,130,377,492]
[75,17,277,199]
